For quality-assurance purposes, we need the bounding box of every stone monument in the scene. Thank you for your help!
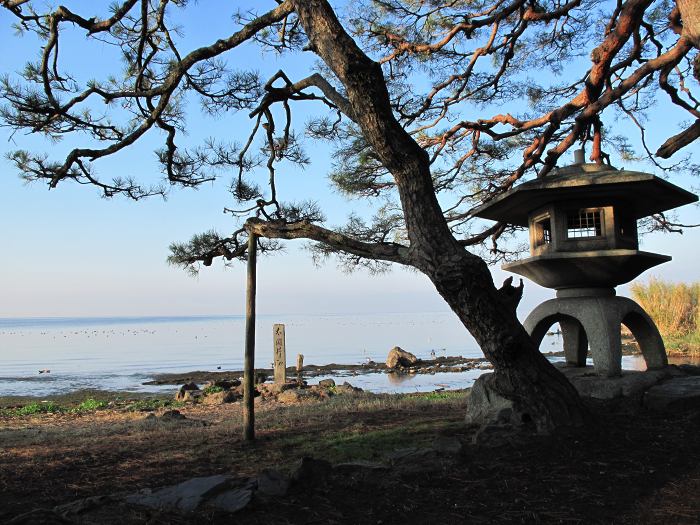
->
[473,151,698,376]
[273,324,286,384]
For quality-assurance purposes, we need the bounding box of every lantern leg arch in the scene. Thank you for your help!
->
[523,288,667,377]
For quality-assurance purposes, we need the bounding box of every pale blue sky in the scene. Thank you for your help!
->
[0,1,698,320]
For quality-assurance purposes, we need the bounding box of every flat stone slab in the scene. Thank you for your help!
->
[125,474,232,512]
[555,364,679,400]
[204,482,255,513]
[644,376,700,411]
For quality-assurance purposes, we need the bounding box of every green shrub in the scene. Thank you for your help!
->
[16,401,63,416]
[418,391,460,401]
[203,385,224,395]
[124,399,182,412]
[72,398,108,412]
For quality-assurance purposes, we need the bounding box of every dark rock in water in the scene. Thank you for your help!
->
[318,378,336,389]
[386,346,418,369]
[644,376,700,411]
[256,469,290,497]
[176,382,200,401]
[212,379,241,390]
[336,381,363,394]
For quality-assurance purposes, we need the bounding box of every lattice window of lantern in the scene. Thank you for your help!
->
[567,209,603,238]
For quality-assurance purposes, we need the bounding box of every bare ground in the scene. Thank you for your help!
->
[0,391,699,524]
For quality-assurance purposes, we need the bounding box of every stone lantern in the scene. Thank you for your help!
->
[473,151,698,376]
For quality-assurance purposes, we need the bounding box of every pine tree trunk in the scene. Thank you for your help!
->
[677,0,700,46]
[676,0,700,81]
[293,0,589,433]
[423,253,589,432]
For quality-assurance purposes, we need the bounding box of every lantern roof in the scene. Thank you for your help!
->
[472,163,698,227]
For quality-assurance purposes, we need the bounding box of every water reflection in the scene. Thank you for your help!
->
[386,371,417,385]
[313,369,485,394]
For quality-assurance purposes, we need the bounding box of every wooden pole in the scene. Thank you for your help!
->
[243,232,257,441]
[296,353,304,382]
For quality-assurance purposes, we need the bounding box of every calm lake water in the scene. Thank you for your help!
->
[0,314,686,397]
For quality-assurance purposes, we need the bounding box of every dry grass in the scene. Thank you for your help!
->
[0,390,469,518]
[630,277,700,355]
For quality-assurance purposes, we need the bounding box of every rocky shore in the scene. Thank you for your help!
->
[142,354,494,386]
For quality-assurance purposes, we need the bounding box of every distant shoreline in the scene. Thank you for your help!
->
[0,310,460,329]
[0,314,242,330]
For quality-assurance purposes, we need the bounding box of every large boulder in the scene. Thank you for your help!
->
[175,383,202,401]
[465,373,517,428]
[257,382,297,397]
[201,390,239,405]
[335,381,363,394]
[386,346,418,369]
[318,378,336,389]
[277,388,320,404]
[202,379,241,391]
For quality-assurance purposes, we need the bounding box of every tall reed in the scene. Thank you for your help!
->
[630,278,700,338]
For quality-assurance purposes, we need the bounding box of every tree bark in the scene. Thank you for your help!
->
[677,0,700,46]
[676,0,700,81]
[292,0,588,433]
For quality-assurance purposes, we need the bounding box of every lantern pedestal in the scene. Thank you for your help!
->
[523,287,667,377]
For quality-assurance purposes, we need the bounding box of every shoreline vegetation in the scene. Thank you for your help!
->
[631,278,700,357]
[0,344,693,410]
